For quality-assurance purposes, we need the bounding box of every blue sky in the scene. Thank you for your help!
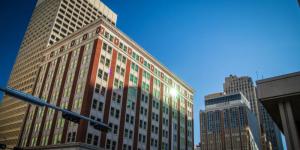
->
[0,0,300,147]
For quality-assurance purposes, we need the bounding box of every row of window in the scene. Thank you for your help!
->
[92,99,104,111]
[110,107,120,119]
[86,133,99,146]
[95,83,106,96]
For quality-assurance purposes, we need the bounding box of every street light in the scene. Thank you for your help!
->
[0,86,111,132]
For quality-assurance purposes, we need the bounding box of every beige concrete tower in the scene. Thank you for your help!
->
[223,75,259,117]
[0,0,117,148]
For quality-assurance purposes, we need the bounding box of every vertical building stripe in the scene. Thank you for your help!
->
[99,49,118,147]
[48,51,73,144]
[220,112,226,149]
[237,108,243,149]
[17,67,42,147]
[132,67,143,150]
[26,62,51,146]
[192,106,194,148]
[177,99,180,150]
[76,39,103,143]
[146,76,154,150]
[117,59,131,150]
[158,83,164,149]
[36,57,61,145]
[184,99,188,150]
[168,96,173,150]
[61,45,85,143]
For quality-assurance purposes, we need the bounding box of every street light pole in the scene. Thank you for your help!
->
[0,86,111,132]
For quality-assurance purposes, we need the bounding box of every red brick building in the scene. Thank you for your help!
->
[19,17,194,150]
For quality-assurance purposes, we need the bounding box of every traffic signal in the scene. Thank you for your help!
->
[93,124,110,132]
[62,112,81,124]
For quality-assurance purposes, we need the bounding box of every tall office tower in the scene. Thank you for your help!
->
[0,0,117,147]
[19,17,194,150]
[200,92,261,150]
[224,75,259,117]
[223,75,283,150]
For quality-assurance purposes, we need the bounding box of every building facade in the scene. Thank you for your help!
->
[256,71,300,150]
[224,75,259,118]
[223,75,283,150]
[19,17,194,150]
[0,0,117,147]
[200,92,260,150]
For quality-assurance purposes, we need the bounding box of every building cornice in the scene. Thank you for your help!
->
[42,17,194,94]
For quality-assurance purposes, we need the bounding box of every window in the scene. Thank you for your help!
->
[107,46,112,54]
[139,134,142,142]
[106,139,111,149]
[122,56,126,64]
[101,87,106,96]
[95,84,100,93]
[129,130,133,139]
[138,120,143,128]
[116,65,120,74]
[113,125,118,134]
[93,135,98,146]
[131,102,135,110]
[117,95,121,103]
[92,99,97,109]
[114,79,119,88]
[67,132,71,142]
[110,107,115,116]
[119,42,124,49]
[142,135,146,143]
[115,109,120,118]
[140,107,144,115]
[130,116,134,124]
[126,114,129,122]
[98,102,103,111]
[100,55,105,64]
[121,68,125,76]
[112,92,117,101]
[90,116,95,125]
[105,59,110,67]
[118,53,122,61]
[104,32,109,38]
[112,141,116,150]
[98,69,103,78]
[103,43,108,50]
[143,122,147,129]
[131,63,138,72]
[125,129,128,137]
[103,72,108,81]
[87,133,92,144]
[119,81,123,89]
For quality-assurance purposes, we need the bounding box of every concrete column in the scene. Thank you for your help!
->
[278,101,300,150]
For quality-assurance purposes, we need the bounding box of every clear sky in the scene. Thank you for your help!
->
[0,0,300,148]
